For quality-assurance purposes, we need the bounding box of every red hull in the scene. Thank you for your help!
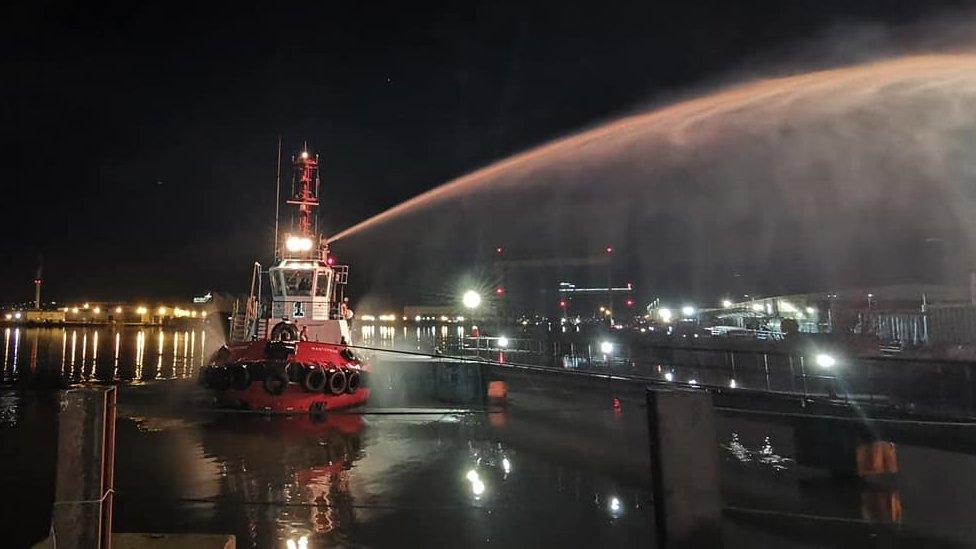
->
[215,383,371,412]
[203,339,371,413]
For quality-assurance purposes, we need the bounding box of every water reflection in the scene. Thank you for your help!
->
[722,432,793,471]
[0,326,218,386]
[3,328,10,375]
[465,469,486,499]
[197,413,365,546]
[358,323,467,352]
[11,329,19,376]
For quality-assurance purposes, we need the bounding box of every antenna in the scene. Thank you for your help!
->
[273,135,282,260]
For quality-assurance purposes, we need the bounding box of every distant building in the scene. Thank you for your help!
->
[704,283,976,348]
[24,310,65,324]
[402,305,467,322]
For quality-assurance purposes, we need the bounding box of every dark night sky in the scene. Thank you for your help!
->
[2,0,971,305]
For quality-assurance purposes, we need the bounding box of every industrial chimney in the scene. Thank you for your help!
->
[33,278,41,310]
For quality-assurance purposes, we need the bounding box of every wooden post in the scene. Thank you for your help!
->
[51,387,117,549]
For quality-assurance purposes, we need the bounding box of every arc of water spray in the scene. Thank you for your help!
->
[327,52,976,243]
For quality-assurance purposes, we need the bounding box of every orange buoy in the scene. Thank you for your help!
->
[487,380,508,400]
[856,441,898,477]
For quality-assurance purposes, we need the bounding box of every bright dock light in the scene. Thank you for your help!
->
[681,305,696,317]
[658,308,672,322]
[815,353,837,368]
[285,235,314,252]
[497,336,509,348]
[722,299,733,308]
[600,341,613,354]
[462,290,482,309]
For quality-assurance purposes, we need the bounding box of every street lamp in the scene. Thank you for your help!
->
[815,353,836,368]
[462,290,482,310]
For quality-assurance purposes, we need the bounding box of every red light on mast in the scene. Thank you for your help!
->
[626,298,635,307]
[495,286,505,296]
[495,245,504,254]
[559,299,568,308]
[605,245,614,254]
[326,255,336,266]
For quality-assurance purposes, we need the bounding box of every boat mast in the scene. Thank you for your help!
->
[285,145,324,259]
[273,135,282,261]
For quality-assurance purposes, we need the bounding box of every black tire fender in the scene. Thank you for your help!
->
[345,370,361,393]
[229,363,252,391]
[263,366,289,395]
[270,322,300,342]
[302,365,328,392]
[211,366,231,391]
[327,369,347,395]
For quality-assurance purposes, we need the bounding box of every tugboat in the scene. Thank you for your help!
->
[201,146,369,413]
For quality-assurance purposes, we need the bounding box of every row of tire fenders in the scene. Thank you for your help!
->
[200,360,364,396]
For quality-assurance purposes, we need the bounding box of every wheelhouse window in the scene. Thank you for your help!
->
[269,270,283,297]
[281,269,314,297]
[315,271,332,297]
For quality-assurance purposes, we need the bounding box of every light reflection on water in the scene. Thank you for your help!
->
[113,407,647,548]
[0,326,218,384]
[3,328,10,371]
[359,323,466,351]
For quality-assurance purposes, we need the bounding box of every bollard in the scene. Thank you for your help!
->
[646,388,722,547]
[51,387,117,549]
